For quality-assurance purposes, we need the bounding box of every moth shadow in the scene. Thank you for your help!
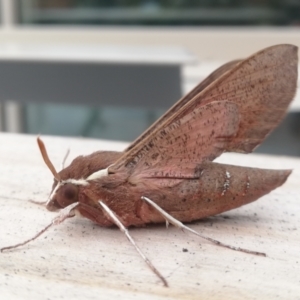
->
[124,211,262,238]
[198,212,262,226]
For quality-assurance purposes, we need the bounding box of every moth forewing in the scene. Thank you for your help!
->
[112,44,297,171]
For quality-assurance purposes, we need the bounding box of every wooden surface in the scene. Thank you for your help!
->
[0,133,299,299]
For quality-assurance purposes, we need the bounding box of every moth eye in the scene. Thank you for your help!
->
[55,183,79,208]
[64,184,77,200]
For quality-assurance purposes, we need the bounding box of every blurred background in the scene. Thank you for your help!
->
[0,0,300,155]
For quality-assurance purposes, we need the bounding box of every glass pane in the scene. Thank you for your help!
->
[18,0,300,26]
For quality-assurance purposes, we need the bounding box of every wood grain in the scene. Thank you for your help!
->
[0,133,299,299]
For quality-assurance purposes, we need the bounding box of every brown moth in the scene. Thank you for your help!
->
[1,44,298,287]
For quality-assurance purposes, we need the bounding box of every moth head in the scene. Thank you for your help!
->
[37,137,79,211]
[48,182,79,211]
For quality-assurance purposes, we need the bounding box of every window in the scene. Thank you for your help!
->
[18,0,300,26]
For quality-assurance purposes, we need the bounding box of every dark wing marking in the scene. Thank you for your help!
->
[111,101,240,180]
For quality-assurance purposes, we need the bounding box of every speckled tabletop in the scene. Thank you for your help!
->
[0,133,299,299]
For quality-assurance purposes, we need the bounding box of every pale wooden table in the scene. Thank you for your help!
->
[0,133,299,299]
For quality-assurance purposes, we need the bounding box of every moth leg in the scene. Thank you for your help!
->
[29,199,47,206]
[99,201,168,287]
[141,196,266,257]
[1,202,79,252]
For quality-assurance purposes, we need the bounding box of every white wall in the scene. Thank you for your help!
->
[0,26,299,60]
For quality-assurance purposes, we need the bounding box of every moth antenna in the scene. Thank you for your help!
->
[37,137,61,181]
[1,202,78,252]
[61,148,70,170]
[99,201,168,287]
[141,196,266,257]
